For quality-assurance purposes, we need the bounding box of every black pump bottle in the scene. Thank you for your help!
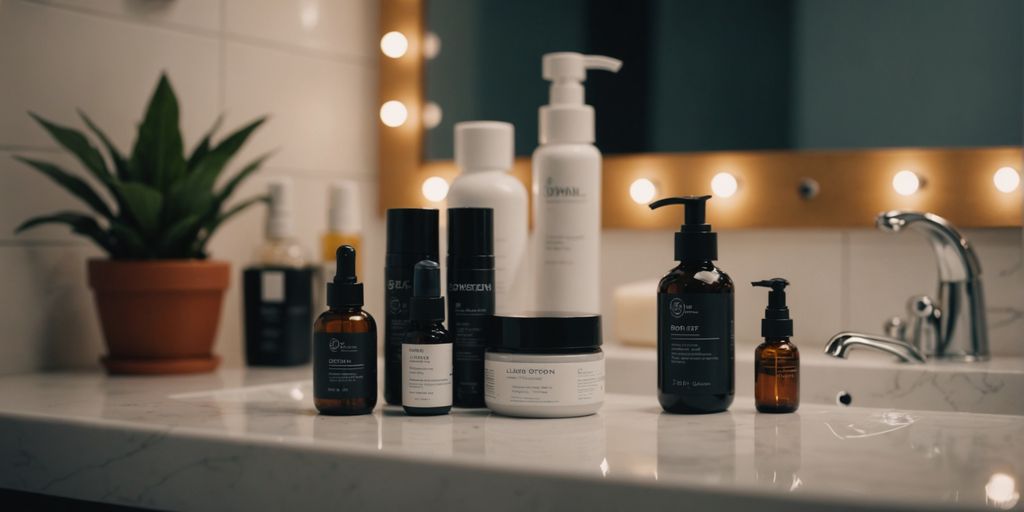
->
[753,278,799,413]
[650,196,734,414]
[402,260,453,416]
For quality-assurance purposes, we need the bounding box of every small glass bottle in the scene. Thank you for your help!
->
[752,278,799,413]
[314,245,376,415]
[402,260,453,416]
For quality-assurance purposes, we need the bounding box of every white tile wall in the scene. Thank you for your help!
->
[0,0,380,373]
[0,0,1020,375]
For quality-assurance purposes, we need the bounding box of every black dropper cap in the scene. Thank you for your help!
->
[649,195,717,262]
[410,260,444,322]
[448,208,494,267]
[386,208,439,258]
[327,245,363,308]
[752,278,792,338]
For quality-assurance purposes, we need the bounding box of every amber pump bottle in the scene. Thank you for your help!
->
[753,278,799,413]
[313,245,377,415]
[650,195,734,414]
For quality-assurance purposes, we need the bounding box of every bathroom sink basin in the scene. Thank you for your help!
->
[604,345,1024,415]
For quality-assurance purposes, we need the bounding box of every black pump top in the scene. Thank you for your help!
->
[752,278,792,338]
[410,260,444,322]
[649,195,717,262]
[327,245,363,308]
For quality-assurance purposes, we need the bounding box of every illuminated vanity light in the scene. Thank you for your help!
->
[993,166,1020,193]
[423,31,441,60]
[986,472,1020,509]
[710,172,739,198]
[629,178,657,204]
[379,100,408,127]
[892,170,921,196]
[423,101,443,129]
[421,176,449,202]
[380,31,408,58]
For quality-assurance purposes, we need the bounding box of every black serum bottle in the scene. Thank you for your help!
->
[402,260,453,416]
[650,196,735,414]
[447,208,495,408]
[313,245,376,415]
[384,209,439,405]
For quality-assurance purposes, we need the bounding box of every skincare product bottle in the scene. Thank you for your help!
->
[385,209,439,405]
[532,52,622,314]
[314,245,376,415]
[402,260,453,416]
[322,180,362,278]
[243,178,314,366]
[447,207,495,408]
[448,121,527,314]
[649,195,734,414]
[752,278,799,413]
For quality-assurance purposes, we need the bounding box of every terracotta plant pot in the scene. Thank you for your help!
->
[88,259,230,375]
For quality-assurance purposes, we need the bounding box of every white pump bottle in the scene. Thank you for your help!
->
[532,52,621,314]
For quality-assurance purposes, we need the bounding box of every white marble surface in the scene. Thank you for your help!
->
[0,359,1022,511]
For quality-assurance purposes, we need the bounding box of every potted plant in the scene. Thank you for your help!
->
[14,74,268,375]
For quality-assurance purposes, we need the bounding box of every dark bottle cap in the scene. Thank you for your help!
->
[386,208,439,257]
[649,195,717,262]
[448,207,495,268]
[327,245,363,308]
[410,260,445,322]
[752,278,793,338]
[489,312,602,353]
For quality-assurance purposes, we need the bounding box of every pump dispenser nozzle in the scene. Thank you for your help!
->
[752,278,792,338]
[410,260,444,322]
[649,196,717,262]
[539,52,622,144]
[327,245,363,308]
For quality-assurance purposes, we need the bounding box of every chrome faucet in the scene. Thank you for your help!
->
[825,211,989,363]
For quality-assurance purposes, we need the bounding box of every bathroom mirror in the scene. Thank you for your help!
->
[378,0,1023,228]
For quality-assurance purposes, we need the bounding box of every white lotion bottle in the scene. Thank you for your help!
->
[448,121,528,314]
[532,52,622,314]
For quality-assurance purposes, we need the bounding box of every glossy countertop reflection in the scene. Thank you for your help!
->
[0,366,1021,511]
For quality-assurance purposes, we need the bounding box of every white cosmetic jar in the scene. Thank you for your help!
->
[484,313,604,418]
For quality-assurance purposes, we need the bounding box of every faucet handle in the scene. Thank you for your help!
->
[883,316,906,340]
[906,295,941,357]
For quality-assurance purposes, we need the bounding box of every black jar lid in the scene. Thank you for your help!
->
[489,312,602,353]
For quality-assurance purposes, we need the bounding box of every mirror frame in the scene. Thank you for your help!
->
[378,0,1022,228]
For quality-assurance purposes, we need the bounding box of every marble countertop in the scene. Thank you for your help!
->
[0,365,1021,511]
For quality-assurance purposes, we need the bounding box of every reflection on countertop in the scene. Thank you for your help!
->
[0,366,1020,511]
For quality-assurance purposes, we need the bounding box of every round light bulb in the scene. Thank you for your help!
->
[892,170,921,196]
[710,172,739,198]
[423,101,443,129]
[421,176,449,202]
[423,31,441,60]
[629,178,657,204]
[379,100,408,127]
[380,31,408,58]
[986,472,1019,509]
[993,166,1020,193]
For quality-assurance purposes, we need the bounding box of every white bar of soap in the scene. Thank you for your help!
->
[613,280,658,347]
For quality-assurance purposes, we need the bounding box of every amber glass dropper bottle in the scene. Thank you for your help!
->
[313,245,377,415]
[752,278,799,413]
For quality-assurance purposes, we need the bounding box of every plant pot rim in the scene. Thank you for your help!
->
[88,258,230,291]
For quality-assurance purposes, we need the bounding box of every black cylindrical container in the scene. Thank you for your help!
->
[447,208,495,408]
[384,209,439,405]
[243,266,314,366]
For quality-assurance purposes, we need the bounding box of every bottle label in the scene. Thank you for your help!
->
[448,267,495,406]
[384,266,414,399]
[402,343,453,408]
[658,293,734,394]
[314,331,375,399]
[243,267,314,365]
[484,358,604,406]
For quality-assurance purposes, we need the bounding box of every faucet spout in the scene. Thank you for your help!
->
[825,332,926,364]
[875,211,980,282]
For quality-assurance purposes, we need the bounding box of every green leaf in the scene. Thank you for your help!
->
[14,156,114,219]
[28,112,115,188]
[206,152,271,215]
[194,195,267,255]
[158,214,202,256]
[189,116,267,186]
[108,220,149,259]
[78,110,131,181]
[114,182,163,237]
[187,114,223,172]
[129,74,186,191]
[15,212,114,255]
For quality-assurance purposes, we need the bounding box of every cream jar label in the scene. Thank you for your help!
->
[402,344,453,408]
[484,359,604,406]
